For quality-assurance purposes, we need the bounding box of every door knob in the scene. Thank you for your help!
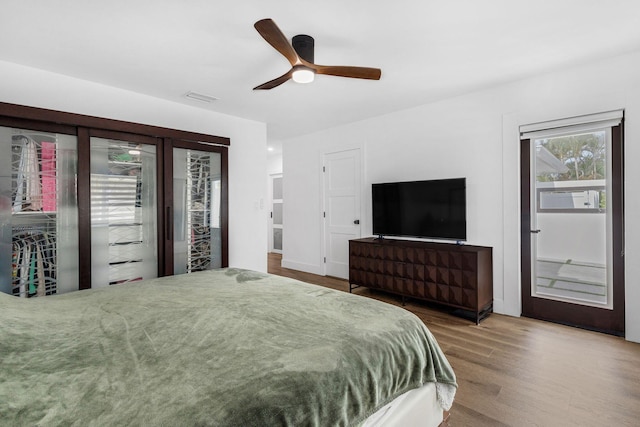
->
[531,229,541,234]
[354,219,360,225]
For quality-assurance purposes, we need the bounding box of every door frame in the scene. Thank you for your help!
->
[520,122,625,335]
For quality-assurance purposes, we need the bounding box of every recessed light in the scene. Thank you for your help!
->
[184,91,218,103]
[268,147,274,152]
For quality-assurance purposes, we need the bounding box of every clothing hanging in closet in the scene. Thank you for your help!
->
[10,134,59,297]
[13,135,48,213]
[11,229,56,297]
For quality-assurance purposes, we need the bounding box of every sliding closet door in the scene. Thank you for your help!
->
[89,131,160,287]
[164,140,228,276]
[1,103,231,292]
[0,122,79,296]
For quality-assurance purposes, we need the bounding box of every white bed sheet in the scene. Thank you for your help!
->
[362,383,443,427]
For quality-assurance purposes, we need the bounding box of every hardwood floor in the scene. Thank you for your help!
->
[268,253,640,427]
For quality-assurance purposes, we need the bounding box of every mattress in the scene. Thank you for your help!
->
[363,383,443,427]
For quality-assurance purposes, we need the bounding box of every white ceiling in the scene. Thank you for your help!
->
[2,1,640,142]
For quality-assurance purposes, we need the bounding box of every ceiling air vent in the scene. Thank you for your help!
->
[184,91,218,103]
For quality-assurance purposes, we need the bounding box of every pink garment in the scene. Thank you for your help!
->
[41,141,56,212]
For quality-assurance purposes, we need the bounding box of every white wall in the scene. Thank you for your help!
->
[283,49,640,343]
[267,151,283,176]
[0,60,268,273]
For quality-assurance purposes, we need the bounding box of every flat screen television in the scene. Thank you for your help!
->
[372,178,466,241]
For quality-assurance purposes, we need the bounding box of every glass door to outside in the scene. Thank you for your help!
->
[521,116,624,335]
[532,130,611,307]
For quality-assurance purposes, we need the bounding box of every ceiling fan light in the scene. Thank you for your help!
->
[292,67,315,84]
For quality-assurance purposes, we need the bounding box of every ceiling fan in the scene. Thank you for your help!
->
[253,18,382,90]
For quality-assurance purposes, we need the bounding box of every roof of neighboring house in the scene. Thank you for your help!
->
[536,145,570,174]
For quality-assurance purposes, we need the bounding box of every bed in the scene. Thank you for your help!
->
[0,268,456,426]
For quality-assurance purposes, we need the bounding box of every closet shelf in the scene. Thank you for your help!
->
[13,211,57,216]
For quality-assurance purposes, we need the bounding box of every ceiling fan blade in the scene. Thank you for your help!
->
[254,19,301,66]
[253,69,293,90]
[312,65,381,80]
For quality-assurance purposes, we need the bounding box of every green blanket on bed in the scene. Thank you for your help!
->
[0,268,456,426]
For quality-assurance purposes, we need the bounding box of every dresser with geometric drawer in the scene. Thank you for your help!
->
[349,237,493,323]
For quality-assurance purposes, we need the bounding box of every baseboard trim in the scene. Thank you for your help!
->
[493,298,504,314]
[492,298,520,317]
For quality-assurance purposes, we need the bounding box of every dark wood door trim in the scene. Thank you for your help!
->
[162,139,175,276]
[88,128,161,145]
[220,147,229,268]
[156,138,166,278]
[77,127,92,290]
[0,116,77,136]
[0,101,230,145]
[520,124,625,336]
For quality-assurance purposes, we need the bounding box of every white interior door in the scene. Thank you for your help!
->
[269,174,283,254]
[323,149,361,278]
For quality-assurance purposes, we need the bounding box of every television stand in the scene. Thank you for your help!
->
[349,237,493,323]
